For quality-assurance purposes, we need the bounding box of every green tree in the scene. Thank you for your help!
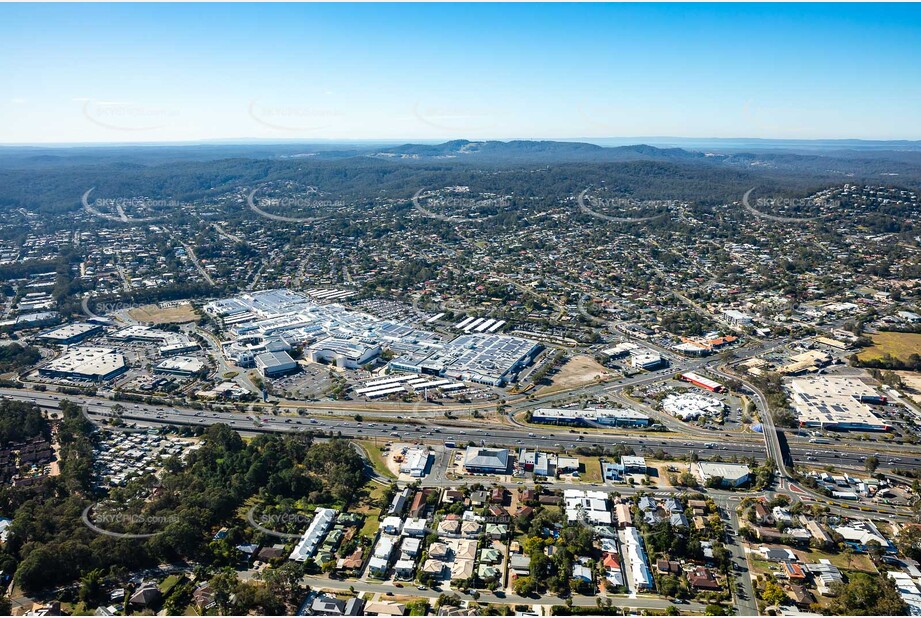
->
[762,580,788,606]
[827,573,908,616]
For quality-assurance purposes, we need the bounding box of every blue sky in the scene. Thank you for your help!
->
[1,3,920,143]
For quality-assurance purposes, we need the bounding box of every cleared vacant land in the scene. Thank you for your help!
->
[896,371,921,405]
[129,302,199,324]
[537,354,611,394]
[857,331,921,363]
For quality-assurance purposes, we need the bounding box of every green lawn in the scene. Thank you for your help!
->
[579,457,602,482]
[358,441,397,480]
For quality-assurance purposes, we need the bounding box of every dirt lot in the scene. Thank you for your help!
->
[896,371,921,405]
[538,354,611,394]
[128,302,199,324]
[857,331,921,363]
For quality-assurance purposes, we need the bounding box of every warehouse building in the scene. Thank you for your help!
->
[694,462,751,488]
[463,447,510,474]
[789,377,890,431]
[40,346,127,381]
[35,322,103,345]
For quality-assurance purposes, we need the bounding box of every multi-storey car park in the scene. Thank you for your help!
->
[205,289,541,386]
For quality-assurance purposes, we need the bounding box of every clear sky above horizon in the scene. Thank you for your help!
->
[2,3,920,144]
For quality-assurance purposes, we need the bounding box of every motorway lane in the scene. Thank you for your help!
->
[0,388,759,453]
[7,388,921,475]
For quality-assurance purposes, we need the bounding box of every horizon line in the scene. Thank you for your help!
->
[3,136,921,149]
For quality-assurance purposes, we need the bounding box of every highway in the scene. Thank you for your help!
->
[7,386,921,477]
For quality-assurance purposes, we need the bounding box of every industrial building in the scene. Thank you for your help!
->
[789,377,890,431]
[35,322,103,345]
[694,462,751,488]
[40,346,127,381]
[255,350,298,377]
[463,447,510,474]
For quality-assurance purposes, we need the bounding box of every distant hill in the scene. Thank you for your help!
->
[369,139,709,163]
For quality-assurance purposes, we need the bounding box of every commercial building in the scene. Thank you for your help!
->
[153,356,205,377]
[630,350,665,370]
[530,407,650,427]
[722,309,752,326]
[396,333,540,386]
[789,377,890,431]
[694,462,751,488]
[662,393,724,421]
[307,337,379,369]
[680,372,725,393]
[621,456,647,475]
[463,447,510,474]
[255,350,297,377]
[108,324,198,358]
[205,289,537,387]
[40,346,127,381]
[35,322,103,345]
[399,448,430,478]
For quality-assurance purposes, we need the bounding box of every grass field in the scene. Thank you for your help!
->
[857,331,921,363]
[579,456,602,482]
[128,302,199,324]
[359,441,397,480]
